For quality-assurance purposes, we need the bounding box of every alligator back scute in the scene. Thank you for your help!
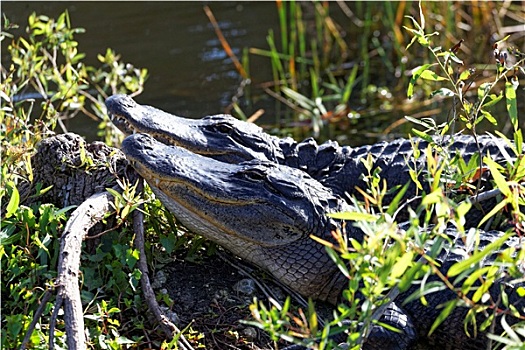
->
[315,136,514,217]
[311,140,344,177]
[318,138,426,205]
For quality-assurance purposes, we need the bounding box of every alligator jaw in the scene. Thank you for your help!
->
[106,94,210,150]
[121,133,322,246]
[106,94,285,163]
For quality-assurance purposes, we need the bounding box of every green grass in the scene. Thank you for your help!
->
[235,1,525,145]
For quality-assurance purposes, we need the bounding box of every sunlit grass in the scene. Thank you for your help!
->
[228,1,525,145]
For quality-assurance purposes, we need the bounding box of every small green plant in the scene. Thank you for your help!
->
[1,203,71,348]
[403,2,525,228]
[0,11,157,349]
[0,10,147,187]
[404,6,525,136]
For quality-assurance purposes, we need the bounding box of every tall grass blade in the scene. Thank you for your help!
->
[276,0,288,54]
[341,64,359,104]
[204,6,248,79]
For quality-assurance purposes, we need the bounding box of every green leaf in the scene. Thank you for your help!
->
[429,88,455,98]
[418,2,426,30]
[390,252,415,279]
[410,128,433,142]
[505,81,518,131]
[55,205,77,216]
[398,262,422,292]
[106,187,123,200]
[477,82,492,100]
[421,189,444,205]
[514,130,523,155]
[325,246,350,279]
[407,64,434,99]
[462,266,498,302]
[160,234,175,254]
[438,51,463,65]
[308,298,318,335]
[481,92,503,109]
[458,70,471,81]
[115,336,135,345]
[447,232,512,277]
[386,182,409,216]
[404,29,419,50]
[471,275,495,303]
[5,182,20,218]
[420,69,447,81]
[417,35,430,47]
[494,34,511,46]
[478,199,510,227]
[327,211,378,221]
[479,109,497,126]
[402,280,446,304]
[484,157,511,197]
[428,300,457,335]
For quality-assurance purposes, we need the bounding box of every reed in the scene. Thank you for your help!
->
[234,1,524,144]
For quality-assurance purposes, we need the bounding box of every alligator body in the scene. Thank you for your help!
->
[106,94,514,210]
[109,95,523,348]
[121,132,524,350]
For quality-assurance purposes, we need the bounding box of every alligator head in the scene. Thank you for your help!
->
[122,132,353,302]
[106,94,285,163]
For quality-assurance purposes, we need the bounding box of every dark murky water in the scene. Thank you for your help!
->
[2,2,280,137]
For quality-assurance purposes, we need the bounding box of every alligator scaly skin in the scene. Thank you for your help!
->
[122,133,524,350]
[280,135,510,204]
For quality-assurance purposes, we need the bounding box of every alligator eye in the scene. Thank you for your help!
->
[242,168,267,182]
[215,123,233,134]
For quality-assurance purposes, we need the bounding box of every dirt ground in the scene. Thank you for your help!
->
[158,252,295,350]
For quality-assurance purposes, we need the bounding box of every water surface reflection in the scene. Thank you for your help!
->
[3,1,279,138]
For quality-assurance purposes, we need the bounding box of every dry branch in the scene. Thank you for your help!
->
[51,191,114,350]
[133,180,194,350]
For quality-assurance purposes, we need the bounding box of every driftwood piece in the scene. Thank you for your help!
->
[52,190,114,350]
[18,133,128,209]
[18,133,192,350]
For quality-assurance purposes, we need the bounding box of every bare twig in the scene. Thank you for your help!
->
[133,179,194,350]
[51,191,115,350]
[203,5,248,79]
[19,290,53,350]
[48,296,63,350]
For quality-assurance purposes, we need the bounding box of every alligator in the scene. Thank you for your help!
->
[121,132,524,350]
[106,94,515,218]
